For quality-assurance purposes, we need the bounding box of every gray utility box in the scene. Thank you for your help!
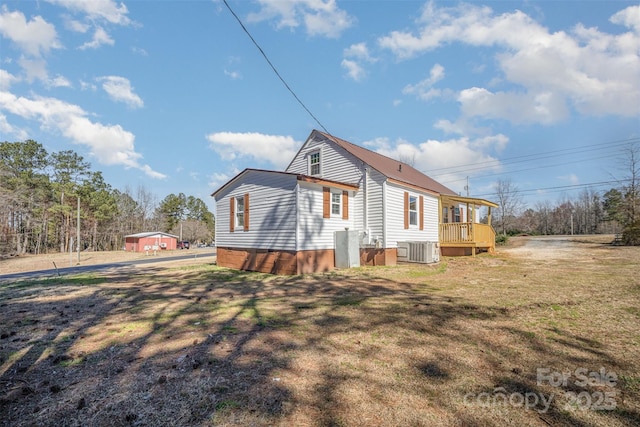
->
[334,230,360,269]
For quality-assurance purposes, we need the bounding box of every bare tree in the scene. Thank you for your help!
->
[398,153,416,167]
[534,200,553,235]
[620,143,640,244]
[494,178,525,235]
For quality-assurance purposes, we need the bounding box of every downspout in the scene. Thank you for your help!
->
[295,182,300,250]
[382,180,387,249]
[295,182,300,274]
[363,166,368,236]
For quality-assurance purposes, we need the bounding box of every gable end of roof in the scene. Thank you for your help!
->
[314,130,457,196]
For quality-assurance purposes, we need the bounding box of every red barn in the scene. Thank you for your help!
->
[124,232,178,252]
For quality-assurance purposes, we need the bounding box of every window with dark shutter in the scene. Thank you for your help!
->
[323,187,330,218]
[243,193,250,231]
[342,190,348,220]
[404,192,409,229]
[419,195,424,230]
[230,197,235,232]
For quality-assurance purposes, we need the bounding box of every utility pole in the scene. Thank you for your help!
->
[570,211,574,236]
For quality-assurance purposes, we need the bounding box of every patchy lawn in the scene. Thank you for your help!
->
[0,236,638,426]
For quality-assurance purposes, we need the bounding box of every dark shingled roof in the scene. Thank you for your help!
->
[315,130,457,196]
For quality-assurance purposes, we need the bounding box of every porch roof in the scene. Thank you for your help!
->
[441,195,499,209]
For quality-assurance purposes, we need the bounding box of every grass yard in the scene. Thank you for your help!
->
[0,236,639,426]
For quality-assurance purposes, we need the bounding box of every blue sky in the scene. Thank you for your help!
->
[1,0,639,212]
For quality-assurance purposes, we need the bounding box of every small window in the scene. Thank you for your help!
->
[409,196,418,226]
[331,192,341,216]
[236,197,244,228]
[454,207,461,223]
[309,151,320,175]
[442,207,449,224]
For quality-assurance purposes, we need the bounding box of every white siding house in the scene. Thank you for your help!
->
[213,130,497,274]
[213,168,357,274]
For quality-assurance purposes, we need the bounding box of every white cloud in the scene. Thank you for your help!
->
[15,56,71,88]
[79,26,114,50]
[403,63,446,100]
[48,75,72,88]
[0,6,62,57]
[80,80,97,91]
[0,91,163,178]
[18,57,49,82]
[610,5,640,33]
[247,0,354,38]
[341,59,365,82]
[224,69,242,80]
[131,46,148,56]
[558,173,579,185]
[0,112,28,140]
[47,0,134,52]
[342,42,377,81]
[209,170,238,192]
[379,2,640,122]
[206,131,302,169]
[344,42,375,61]
[458,87,569,125]
[46,0,132,26]
[97,76,143,108]
[0,69,19,90]
[63,15,89,33]
[364,133,507,191]
[434,119,463,135]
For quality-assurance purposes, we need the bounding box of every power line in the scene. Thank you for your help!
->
[473,179,630,198]
[222,0,329,134]
[427,137,639,177]
[439,151,620,185]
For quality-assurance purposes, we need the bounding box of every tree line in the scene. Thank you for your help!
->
[492,144,639,245]
[0,140,215,255]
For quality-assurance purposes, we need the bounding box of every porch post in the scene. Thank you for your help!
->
[466,201,472,241]
[438,196,443,243]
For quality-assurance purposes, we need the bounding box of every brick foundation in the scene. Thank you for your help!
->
[217,247,398,275]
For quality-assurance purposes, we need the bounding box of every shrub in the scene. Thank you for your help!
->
[495,234,509,245]
[623,220,640,246]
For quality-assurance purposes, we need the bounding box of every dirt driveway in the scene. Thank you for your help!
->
[500,234,617,260]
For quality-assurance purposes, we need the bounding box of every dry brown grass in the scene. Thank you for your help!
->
[0,236,639,426]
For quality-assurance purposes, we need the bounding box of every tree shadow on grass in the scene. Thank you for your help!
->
[0,264,638,426]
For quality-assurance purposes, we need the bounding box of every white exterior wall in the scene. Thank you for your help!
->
[384,181,440,248]
[365,168,386,246]
[286,135,363,185]
[214,171,298,251]
[296,181,355,251]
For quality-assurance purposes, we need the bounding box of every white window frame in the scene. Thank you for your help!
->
[309,151,321,176]
[235,196,245,229]
[331,190,341,217]
[454,206,461,223]
[409,195,418,227]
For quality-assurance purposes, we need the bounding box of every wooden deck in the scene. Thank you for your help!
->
[439,223,496,255]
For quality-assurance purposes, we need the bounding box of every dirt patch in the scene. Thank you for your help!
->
[1,237,638,426]
[501,235,619,261]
